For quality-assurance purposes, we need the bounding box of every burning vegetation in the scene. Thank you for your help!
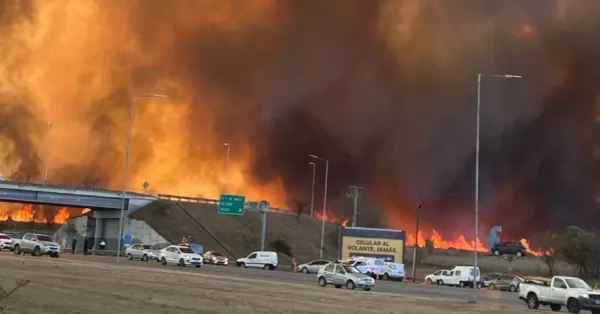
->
[1,1,600,252]
[0,204,90,224]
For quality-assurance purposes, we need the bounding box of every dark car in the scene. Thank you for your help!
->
[492,241,527,257]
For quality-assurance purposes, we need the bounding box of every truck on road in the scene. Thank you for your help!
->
[518,276,600,313]
[12,233,61,258]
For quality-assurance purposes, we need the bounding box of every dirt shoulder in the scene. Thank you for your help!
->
[0,255,531,314]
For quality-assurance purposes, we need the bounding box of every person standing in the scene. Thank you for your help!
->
[83,237,89,255]
[71,237,77,254]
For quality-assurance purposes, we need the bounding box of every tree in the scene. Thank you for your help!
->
[556,226,598,277]
[531,231,560,276]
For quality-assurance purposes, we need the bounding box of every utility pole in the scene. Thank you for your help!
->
[411,203,422,282]
[259,201,269,251]
[346,186,363,227]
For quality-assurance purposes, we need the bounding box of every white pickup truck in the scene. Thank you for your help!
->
[12,233,61,258]
[519,276,600,313]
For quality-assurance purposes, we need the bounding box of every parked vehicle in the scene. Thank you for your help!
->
[298,260,330,274]
[425,269,451,285]
[317,263,375,291]
[203,251,229,266]
[492,241,527,257]
[348,256,386,278]
[381,262,405,281]
[158,245,203,267]
[125,244,159,261]
[483,273,503,287]
[236,251,278,270]
[438,266,482,288]
[12,233,60,258]
[0,233,13,251]
[487,274,523,292]
[519,276,600,313]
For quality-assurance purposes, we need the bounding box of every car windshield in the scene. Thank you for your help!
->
[179,247,195,254]
[343,266,360,273]
[211,252,223,256]
[36,235,53,242]
[566,278,590,289]
[142,245,155,250]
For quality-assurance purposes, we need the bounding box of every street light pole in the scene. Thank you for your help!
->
[116,94,168,263]
[309,154,329,259]
[309,162,316,217]
[43,121,52,185]
[411,203,422,282]
[224,143,230,193]
[471,73,521,302]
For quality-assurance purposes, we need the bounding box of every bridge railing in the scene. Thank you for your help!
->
[156,193,291,213]
[0,177,147,195]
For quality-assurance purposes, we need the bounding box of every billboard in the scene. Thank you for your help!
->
[339,227,406,263]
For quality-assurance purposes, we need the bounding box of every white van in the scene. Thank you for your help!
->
[441,266,482,288]
[235,251,278,270]
[382,262,405,281]
[349,257,386,278]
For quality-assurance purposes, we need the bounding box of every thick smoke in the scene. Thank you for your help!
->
[1,0,600,237]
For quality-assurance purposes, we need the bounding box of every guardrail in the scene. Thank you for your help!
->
[0,177,147,195]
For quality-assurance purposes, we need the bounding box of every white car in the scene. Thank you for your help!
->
[298,260,330,274]
[125,244,159,261]
[0,233,13,251]
[381,262,405,281]
[519,276,600,313]
[236,251,278,270]
[158,245,203,268]
[348,257,386,278]
[425,269,450,285]
[438,266,482,288]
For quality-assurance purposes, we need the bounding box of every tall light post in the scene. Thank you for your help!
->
[309,154,328,259]
[224,143,230,193]
[43,121,52,185]
[117,94,169,263]
[471,73,521,302]
[309,162,316,217]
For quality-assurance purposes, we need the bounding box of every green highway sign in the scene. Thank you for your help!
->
[218,194,246,215]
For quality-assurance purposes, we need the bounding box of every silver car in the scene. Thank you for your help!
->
[317,263,375,291]
[298,260,329,274]
[125,244,159,261]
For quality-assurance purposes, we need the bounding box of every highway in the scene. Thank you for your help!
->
[29,252,525,308]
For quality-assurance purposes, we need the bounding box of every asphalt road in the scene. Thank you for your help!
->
[0,251,525,307]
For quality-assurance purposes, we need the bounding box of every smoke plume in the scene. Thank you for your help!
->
[1,0,600,238]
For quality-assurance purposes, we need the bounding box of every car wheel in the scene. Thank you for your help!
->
[488,283,496,290]
[161,257,167,265]
[263,264,270,270]
[142,255,148,261]
[459,281,465,288]
[437,280,444,285]
[242,263,247,268]
[426,278,433,284]
[476,283,482,289]
[346,280,356,290]
[13,245,21,255]
[33,246,41,257]
[318,277,327,287]
[179,259,185,267]
[509,285,517,292]
[382,273,389,281]
[526,293,540,309]
[494,250,500,256]
[516,251,523,257]
[567,297,580,313]
[550,304,562,312]
[301,267,309,274]
[127,253,133,260]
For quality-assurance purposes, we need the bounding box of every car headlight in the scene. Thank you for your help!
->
[224,258,228,262]
[185,256,191,260]
[580,293,590,298]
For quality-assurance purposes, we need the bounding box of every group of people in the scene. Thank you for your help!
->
[70,237,106,255]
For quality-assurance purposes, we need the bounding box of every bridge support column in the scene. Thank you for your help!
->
[94,217,104,250]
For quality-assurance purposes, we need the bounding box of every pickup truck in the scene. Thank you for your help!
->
[12,233,61,258]
[519,276,600,313]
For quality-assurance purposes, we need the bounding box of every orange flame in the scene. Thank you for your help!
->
[407,230,489,252]
[313,210,348,226]
[0,204,90,224]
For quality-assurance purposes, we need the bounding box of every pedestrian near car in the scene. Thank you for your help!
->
[83,237,89,255]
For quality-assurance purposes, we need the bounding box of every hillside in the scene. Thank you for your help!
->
[130,200,340,265]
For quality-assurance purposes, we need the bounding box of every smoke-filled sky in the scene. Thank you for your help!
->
[1,0,599,238]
